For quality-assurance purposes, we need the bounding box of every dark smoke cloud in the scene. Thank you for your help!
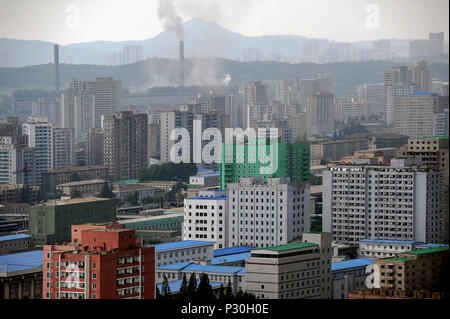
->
[157,0,184,40]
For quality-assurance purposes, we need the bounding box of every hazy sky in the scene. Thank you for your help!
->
[0,0,448,45]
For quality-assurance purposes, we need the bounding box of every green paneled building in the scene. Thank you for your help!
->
[220,138,310,189]
[29,197,117,245]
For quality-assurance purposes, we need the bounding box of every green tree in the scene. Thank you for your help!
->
[156,286,162,299]
[70,188,82,199]
[187,273,197,299]
[225,280,233,299]
[161,275,172,300]
[124,191,139,206]
[19,184,32,204]
[70,173,81,182]
[178,273,189,300]
[218,284,225,300]
[197,273,214,300]
[99,181,115,198]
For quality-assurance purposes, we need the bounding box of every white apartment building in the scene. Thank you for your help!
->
[189,171,220,187]
[323,158,444,245]
[227,177,310,249]
[384,83,414,125]
[22,120,54,186]
[245,232,332,299]
[159,111,176,163]
[152,240,215,267]
[359,239,421,258]
[0,135,36,185]
[183,190,227,249]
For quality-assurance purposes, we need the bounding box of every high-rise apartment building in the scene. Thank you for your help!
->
[307,91,335,137]
[226,177,310,248]
[52,128,75,170]
[220,137,310,189]
[243,82,268,107]
[245,232,332,299]
[32,97,61,126]
[62,78,122,141]
[0,135,36,185]
[85,129,104,166]
[103,111,148,182]
[298,76,333,111]
[354,84,385,120]
[384,84,414,125]
[22,120,54,186]
[43,223,155,299]
[394,92,446,138]
[323,158,444,245]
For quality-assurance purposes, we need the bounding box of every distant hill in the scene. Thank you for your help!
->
[0,18,421,67]
[0,58,448,98]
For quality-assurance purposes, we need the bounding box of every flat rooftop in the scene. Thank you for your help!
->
[0,250,43,275]
[211,252,251,265]
[44,166,106,174]
[0,234,31,242]
[157,262,245,274]
[360,239,418,245]
[119,213,184,224]
[156,279,223,293]
[332,258,374,272]
[255,242,318,252]
[36,197,114,206]
[57,180,105,187]
[147,240,215,252]
[214,246,253,257]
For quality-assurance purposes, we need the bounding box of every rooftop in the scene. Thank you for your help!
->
[185,196,227,200]
[157,262,246,274]
[148,240,215,252]
[57,180,106,187]
[213,246,253,257]
[0,234,31,242]
[36,197,114,206]
[332,258,374,272]
[156,279,223,293]
[211,252,251,265]
[255,242,318,252]
[44,166,106,174]
[386,257,413,262]
[360,239,418,245]
[119,213,184,224]
[0,250,43,274]
[404,246,449,255]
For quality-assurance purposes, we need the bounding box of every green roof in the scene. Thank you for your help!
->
[387,257,413,262]
[417,136,449,140]
[114,179,140,184]
[405,246,449,255]
[257,242,318,252]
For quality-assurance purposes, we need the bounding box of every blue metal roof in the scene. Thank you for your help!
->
[413,91,438,96]
[157,262,192,271]
[359,239,418,245]
[156,279,223,293]
[184,264,245,274]
[191,172,220,178]
[0,250,43,274]
[416,243,447,248]
[332,258,374,272]
[0,234,31,242]
[186,196,227,200]
[148,240,215,252]
[214,246,254,257]
[211,252,251,265]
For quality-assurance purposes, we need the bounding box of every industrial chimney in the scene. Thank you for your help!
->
[54,44,60,93]
[179,41,184,86]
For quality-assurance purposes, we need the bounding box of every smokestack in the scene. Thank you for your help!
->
[54,44,60,93]
[179,41,184,86]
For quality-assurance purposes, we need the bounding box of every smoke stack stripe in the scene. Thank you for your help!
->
[54,44,60,93]
[179,40,184,86]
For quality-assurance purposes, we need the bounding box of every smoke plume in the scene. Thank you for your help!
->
[157,0,184,40]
